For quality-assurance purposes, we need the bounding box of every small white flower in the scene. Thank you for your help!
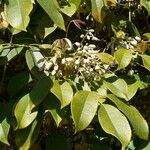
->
[92,37,99,41]
[88,44,96,49]
[103,64,109,70]
[83,45,88,51]
[89,29,95,33]
[61,58,66,64]
[87,35,91,40]
[89,68,93,72]
[75,59,80,65]
[83,59,90,63]
[129,45,134,49]
[66,57,73,62]
[130,39,138,46]
[95,65,100,70]
[125,44,130,49]
[51,70,56,75]
[50,56,57,64]
[64,38,73,51]
[45,61,53,70]
[80,34,84,38]
[54,65,59,71]
[134,36,141,42]
[74,42,81,47]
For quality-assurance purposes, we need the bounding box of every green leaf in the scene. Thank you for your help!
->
[143,33,150,39]
[29,77,52,109]
[44,93,62,127]
[98,104,131,148]
[68,0,81,9]
[4,0,33,31]
[107,94,149,140]
[8,72,32,97]
[0,119,10,145]
[14,94,38,129]
[60,3,76,17]
[91,0,106,23]
[141,54,150,71]
[140,0,150,15]
[51,80,73,108]
[15,114,42,150]
[97,52,114,66]
[7,47,24,62]
[71,91,99,132]
[114,48,132,70]
[104,79,128,100]
[127,81,140,100]
[37,0,65,30]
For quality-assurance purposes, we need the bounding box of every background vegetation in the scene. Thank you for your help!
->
[0,0,150,149]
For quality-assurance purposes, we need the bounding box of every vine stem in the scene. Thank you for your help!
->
[128,0,132,22]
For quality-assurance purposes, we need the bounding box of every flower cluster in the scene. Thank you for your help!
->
[34,29,111,80]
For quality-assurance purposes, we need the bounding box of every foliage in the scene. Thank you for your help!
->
[0,0,150,149]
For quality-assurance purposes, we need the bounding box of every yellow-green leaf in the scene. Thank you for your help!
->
[71,91,99,132]
[14,94,38,129]
[4,0,33,31]
[114,48,133,70]
[98,104,131,148]
[91,0,106,23]
[107,94,149,140]
[37,0,65,30]
[51,80,73,108]
[141,54,150,71]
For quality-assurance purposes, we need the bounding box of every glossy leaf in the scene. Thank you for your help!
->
[71,91,99,132]
[14,94,38,129]
[44,93,62,127]
[98,104,131,148]
[51,80,73,108]
[91,0,105,23]
[114,48,132,70]
[60,3,76,17]
[140,0,150,15]
[37,0,65,30]
[127,81,140,100]
[104,79,128,100]
[29,77,52,109]
[141,54,150,71]
[107,94,149,140]
[4,0,33,31]
[7,47,24,62]
[0,119,10,145]
[97,52,114,66]
[15,114,42,150]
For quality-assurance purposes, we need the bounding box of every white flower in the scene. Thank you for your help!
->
[125,44,130,49]
[95,65,100,70]
[89,29,95,33]
[83,45,88,51]
[88,44,96,49]
[87,35,90,40]
[44,61,53,70]
[80,34,84,38]
[61,58,66,64]
[134,36,141,42]
[54,65,59,71]
[130,39,138,46]
[74,42,81,47]
[92,37,99,41]
[103,64,109,70]
[129,45,134,49]
[75,59,80,65]
[89,68,93,72]
[51,70,56,75]
[66,57,73,62]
